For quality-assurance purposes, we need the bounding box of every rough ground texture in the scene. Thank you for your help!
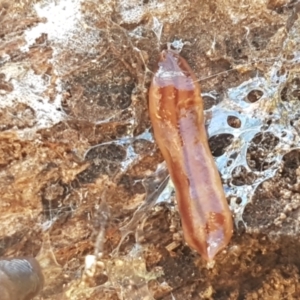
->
[1,0,300,299]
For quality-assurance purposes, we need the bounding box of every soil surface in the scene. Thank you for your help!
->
[1,0,300,299]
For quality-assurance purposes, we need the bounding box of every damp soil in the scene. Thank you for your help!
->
[1,0,300,299]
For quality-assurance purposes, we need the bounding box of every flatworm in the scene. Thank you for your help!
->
[148,50,233,261]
